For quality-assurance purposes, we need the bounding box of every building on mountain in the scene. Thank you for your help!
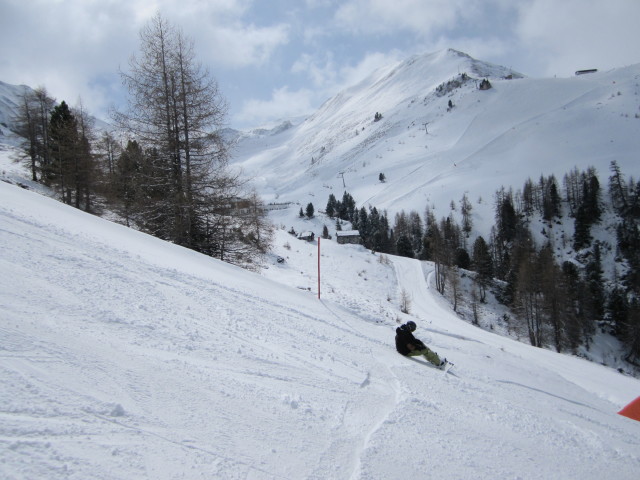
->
[336,230,361,245]
[297,231,315,242]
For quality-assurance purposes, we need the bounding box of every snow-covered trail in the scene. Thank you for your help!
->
[391,256,639,406]
[0,181,404,479]
[364,255,640,480]
[0,183,366,479]
[1,177,640,479]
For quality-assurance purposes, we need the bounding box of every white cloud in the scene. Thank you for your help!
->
[304,0,337,7]
[292,51,404,94]
[292,54,338,89]
[334,0,482,36]
[515,0,640,76]
[200,23,290,67]
[234,87,316,127]
[156,0,290,67]
[0,1,143,116]
[0,0,290,119]
[416,36,512,69]
[3,0,639,129]
[145,0,252,23]
[337,51,406,88]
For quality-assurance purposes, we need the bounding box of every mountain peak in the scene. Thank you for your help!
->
[400,48,522,80]
[292,48,522,143]
[231,50,639,243]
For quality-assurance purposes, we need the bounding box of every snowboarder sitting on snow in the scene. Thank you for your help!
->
[395,321,448,369]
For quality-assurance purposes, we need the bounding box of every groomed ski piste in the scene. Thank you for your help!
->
[1,152,639,479]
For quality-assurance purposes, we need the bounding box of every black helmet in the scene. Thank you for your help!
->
[406,321,416,331]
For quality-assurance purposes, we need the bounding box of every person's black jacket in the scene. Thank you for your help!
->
[395,323,425,355]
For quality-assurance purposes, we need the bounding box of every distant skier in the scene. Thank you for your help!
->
[395,321,449,369]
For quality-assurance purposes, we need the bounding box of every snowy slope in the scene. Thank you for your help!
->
[2,151,640,479]
[230,49,640,239]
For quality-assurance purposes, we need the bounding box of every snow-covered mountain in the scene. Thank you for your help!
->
[4,47,639,234]
[0,80,112,148]
[2,47,640,479]
[0,80,31,146]
[230,49,640,239]
[2,151,640,479]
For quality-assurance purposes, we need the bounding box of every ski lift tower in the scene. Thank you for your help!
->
[338,171,346,188]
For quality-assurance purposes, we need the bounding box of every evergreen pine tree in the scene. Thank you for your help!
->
[374,211,391,253]
[358,206,369,245]
[409,210,424,253]
[607,286,628,336]
[326,193,337,218]
[396,235,414,258]
[455,247,471,269]
[472,236,493,302]
[393,210,409,241]
[586,173,601,221]
[306,202,315,218]
[623,301,640,364]
[496,188,518,244]
[585,242,606,320]
[522,178,535,217]
[609,160,628,215]
[49,101,80,205]
[616,218,640,290]
[338,191,351,220]
[419,234,432,261]
[628,179,640,218]
[573,203,592,251]
[460,193,473,240]
[542,176,561,221]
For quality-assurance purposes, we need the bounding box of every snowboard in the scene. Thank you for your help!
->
[440,360,454,374]
[407,356,455,374]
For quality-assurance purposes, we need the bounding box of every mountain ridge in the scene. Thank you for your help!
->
[229,49,639,233]
[2,48,640,478]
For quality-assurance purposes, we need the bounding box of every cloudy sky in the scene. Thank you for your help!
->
[1,0,639,129]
